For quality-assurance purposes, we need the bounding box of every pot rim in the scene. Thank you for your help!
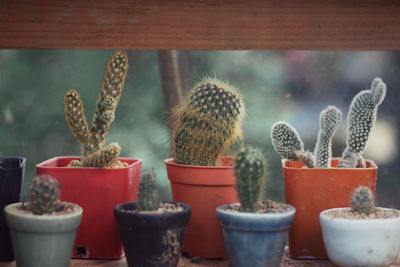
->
[114,201,191,218]
[164,157,234,169]
[282,157,377,170]
[4,202,83,220]
[217,202,296,218]
[320,207,400,223]
[0,157,26,169]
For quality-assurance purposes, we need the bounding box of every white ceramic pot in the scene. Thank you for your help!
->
[320,207,400,267]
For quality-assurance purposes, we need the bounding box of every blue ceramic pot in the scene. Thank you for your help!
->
[216,203,295,267]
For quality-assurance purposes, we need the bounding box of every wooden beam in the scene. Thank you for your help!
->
[1,1,400,50]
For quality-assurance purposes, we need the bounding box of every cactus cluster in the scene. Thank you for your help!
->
[29,175,61,215]
[137,170,159,212]
[351,186,375,215]
[64,51,128,168]
[234,146,265,212]
[171,77,245,166]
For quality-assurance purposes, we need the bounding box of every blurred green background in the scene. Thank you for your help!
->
[1,50,399,209]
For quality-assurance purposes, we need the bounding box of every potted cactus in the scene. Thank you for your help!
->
[4,175,82,267]
[165,77,245,259]
[114,170,191,267]
[36,51,142,259]
[271,77,386,259]
[216,147,295,267]
[320,186,400,267]
[0,157,25,262]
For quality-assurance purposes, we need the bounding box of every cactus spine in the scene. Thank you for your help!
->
[29,175,61,215]
[351,186,375,215]
[271,122,315,168]
[314,106,342,168]
[64,51,128,168]
[234,147,265,212]
[338,78,386,168]
[171,77,245,166]
[137,170,159,211]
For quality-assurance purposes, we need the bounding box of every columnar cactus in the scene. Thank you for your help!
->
[29,175,61,215]
[351,186,375,215]
[171,77,245,166]
[234,146,265,212]
[314,106,342,168]
[271,122,315,168]
[137,170,159,211]
[64,51,128,168]
[338,78,387,168]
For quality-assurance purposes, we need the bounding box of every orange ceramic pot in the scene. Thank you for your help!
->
[283,158,377,259]
[165,157,237,259]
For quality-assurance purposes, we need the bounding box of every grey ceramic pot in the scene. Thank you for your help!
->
[217,203,295,267]
[4,202,82,267]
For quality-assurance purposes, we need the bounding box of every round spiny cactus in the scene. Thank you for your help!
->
[137,170,159,211]
[234,146,265,213]
[171,77,245,166]
[29,175,61,215]
[351,186,375,215]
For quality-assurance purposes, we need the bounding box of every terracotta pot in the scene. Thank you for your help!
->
[283,158,377,259]
[36,156,142,259]
[165,157,237,259]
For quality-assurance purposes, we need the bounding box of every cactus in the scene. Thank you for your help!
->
[351,186,375,215]
[234,146,265,212]
[137,170,159,211]
[171,77,245,166]
[314,106,342,168]
[29,175,61,215]
[64,51,128,168]
[271,122,315,168]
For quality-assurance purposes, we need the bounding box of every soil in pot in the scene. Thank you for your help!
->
[114,201,191,267]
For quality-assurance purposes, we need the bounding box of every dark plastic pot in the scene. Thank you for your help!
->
[217,203,296,267]
[0,157,25,262]
[36,156,142,259]
[114,202,191,267]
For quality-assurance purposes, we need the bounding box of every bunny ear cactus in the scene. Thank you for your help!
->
[64,51,129,168]
[314,106,342,168]
[271,122,315,168]
[234,146,265,213]
[137,170,159,212]
[171,77,245,166]
[29,175,61,215]
[351,186,375,215]
[338,78,387,168]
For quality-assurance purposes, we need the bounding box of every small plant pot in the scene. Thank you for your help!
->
[0,157,25,262]
[4,202,82,267]
[114,201,191,267]
[36,156,142,259]
[283,158,377,259]
[320,207,400,267]
[216,203,295,267]
[165,157,237,259]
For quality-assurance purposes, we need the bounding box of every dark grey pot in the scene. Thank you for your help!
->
[216,203,295,267]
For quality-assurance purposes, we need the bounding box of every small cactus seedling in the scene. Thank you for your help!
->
[351,186,375,215]
[171,77,245,166]
[314,106,342,168]
[234,146,265,212]
[29,175,61,215]
[137,170,159,211]
[338,78,387,168]
[64,51,128,168]
[271,122,315,168]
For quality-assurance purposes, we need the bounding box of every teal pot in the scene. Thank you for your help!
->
[0,157,25,262]
[217,203,295,267]
[4,202,82,267]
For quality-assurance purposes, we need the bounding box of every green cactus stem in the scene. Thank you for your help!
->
[137,170,159,211]
[29,175,61,215]
[314,106,342,168]
[271,122,315,168]
[338,78,386,168]
[171,77,245,166]
[351,186,375,215]
[81,143,120,168]
[234,146,265,213]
